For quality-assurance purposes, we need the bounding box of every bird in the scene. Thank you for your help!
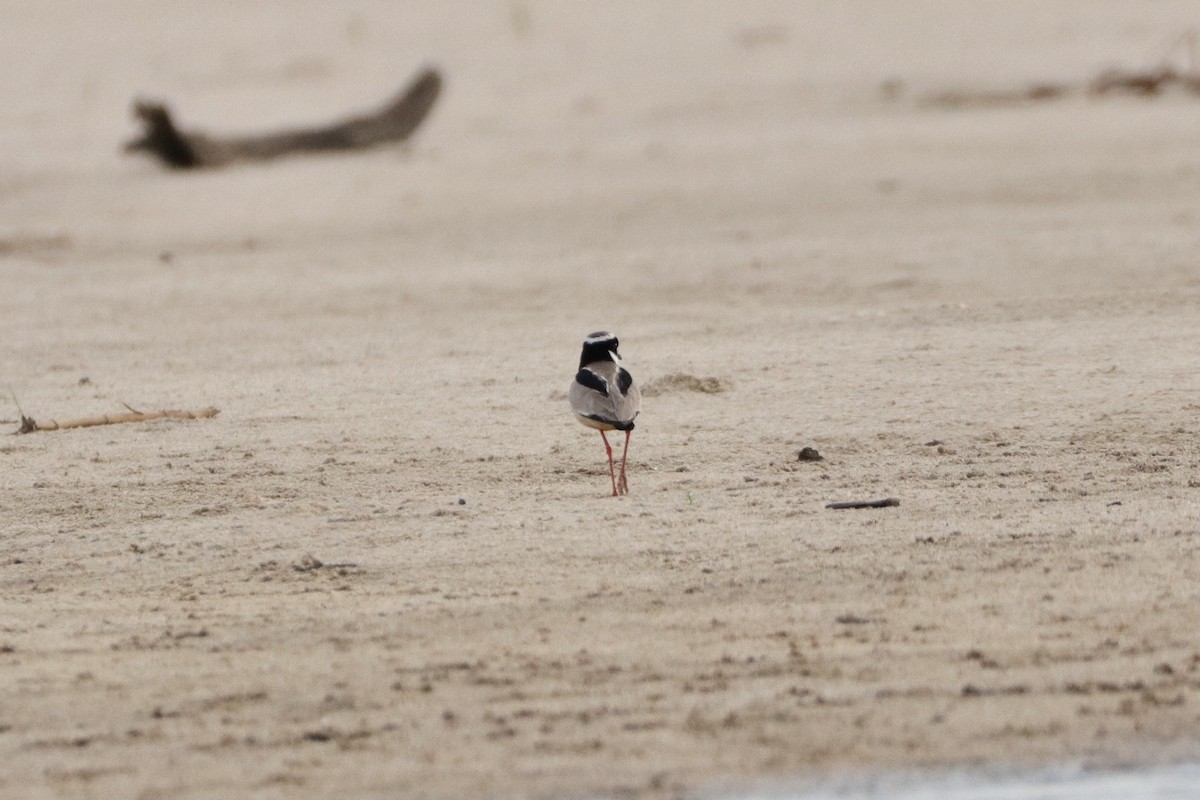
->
[569,331,641,496]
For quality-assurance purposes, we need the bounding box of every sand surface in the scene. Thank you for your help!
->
[3,3,1200,798]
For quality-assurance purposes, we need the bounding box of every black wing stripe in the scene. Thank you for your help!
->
[575,368,609,397]
[616,368,633,396]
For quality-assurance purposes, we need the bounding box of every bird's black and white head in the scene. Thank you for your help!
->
[579,330,621,369]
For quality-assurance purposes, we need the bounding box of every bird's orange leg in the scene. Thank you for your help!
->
[600,430,618,497]
[617,430,632,495]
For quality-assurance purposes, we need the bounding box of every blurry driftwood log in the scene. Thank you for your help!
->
[1087,63,1200,96]
[920,30,1200,108]
[16,406,220,434]
[125,67,442,169]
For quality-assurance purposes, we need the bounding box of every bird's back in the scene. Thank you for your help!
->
[570,360,640,431]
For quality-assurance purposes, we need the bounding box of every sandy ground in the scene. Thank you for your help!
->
[3,2,1200,798]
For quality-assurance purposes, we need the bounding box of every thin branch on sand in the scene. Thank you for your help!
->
[826,498,900,510]
[15,406,220,434]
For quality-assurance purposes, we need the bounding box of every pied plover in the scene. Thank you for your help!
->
[569,331,641,496]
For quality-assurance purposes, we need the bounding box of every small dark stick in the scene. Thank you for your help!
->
[825,498,900,510]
